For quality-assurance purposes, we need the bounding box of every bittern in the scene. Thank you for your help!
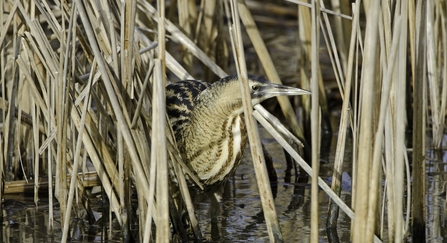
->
[166,74,310,190]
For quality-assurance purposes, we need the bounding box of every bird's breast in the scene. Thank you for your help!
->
[180,113,247,186]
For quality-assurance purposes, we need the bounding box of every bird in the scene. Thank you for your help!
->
[166,74,310,190]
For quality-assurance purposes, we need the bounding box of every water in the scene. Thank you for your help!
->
[1,194,124,243]
[426,135,447,243]
[3,130,447,242]
[1,124,353,242]
[192,126,352,242]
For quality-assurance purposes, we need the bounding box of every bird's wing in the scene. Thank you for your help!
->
[166,80,210,129]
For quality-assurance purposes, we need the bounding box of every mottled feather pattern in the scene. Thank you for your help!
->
[165,75,309,189]
[166,80,210,132]
[205,114,247,185]
[165,77,249,187]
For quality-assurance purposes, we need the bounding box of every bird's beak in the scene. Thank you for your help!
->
[254,83,311,101]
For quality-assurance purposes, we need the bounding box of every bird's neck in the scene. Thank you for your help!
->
[178,87,244,149]
[193,87,244,120]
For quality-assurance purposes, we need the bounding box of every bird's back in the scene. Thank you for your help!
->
[166,80,211,132]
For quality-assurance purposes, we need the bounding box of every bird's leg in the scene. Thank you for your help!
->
[262,144,278,199]
[208,190,222,240]
[284,149,293,189]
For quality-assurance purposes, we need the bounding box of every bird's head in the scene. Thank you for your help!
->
[213,74,310,107]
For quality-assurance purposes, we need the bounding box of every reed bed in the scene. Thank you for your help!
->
[0,0,446,242]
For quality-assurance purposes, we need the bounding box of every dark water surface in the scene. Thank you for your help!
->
[1,194,124,243]
[1,124,354,242]
[2,130,447,242]
[426,135,447,243]
[192,125,353,242]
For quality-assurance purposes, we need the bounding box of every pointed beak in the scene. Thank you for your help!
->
[253,83,311,101]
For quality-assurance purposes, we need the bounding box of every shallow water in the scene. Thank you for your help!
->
[192,126,353,242]
[1,124,354,243]
[1,195,124,243]
[3,131,447,242]
[425,136,447,243]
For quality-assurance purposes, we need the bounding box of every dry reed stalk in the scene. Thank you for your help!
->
[61,60,94,242]
[393,2,409,242]
[327,0,361,229]
[254,106,381,243]
[143,126,157,243]
[351,17,363,219]
[245,0,297,17]
[47,111,54,234]
[0,0,3,215]
[73,3,164,241]
[379,12,396,241]
[203,1,216,51]
[3,171,100,193]
[352,0,380,241]
[0,0,159,239]
[310,0,321,242]
[139,1,227,78]
[121,0,137,91]
[154,0,169,240]
[319,3,344,94]
[170,150,202,239]
[238,0,307,145]
[408,0,416,78]
[328,0,348,74]
[427,0,447,149]
[70,98,123,222]
[412,0,427,241]
[229,0,283,241]
[385,26,398,243]
[0,131,3,196]
[288,0,352,19]
[136,30,201,240]
[137,37,194,80]
[32,96,39,204]
[154,59,169,242]
[121,1,144,238]
[178,0,193,73]
[117,119,128,238]
[1,0,8,226]
[49,1,72,233]
[202,0,217,76]
[297,3,312,115]
[131,61,154,128]
[192,0,205,43]
[365,6,405,241]
[254,111,383,243]
[2,0,445,242]
[5,21,19,203]
[77,0,150,201]
[58,3,78,234]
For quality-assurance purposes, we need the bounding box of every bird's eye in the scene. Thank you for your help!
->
[252,85,259,91]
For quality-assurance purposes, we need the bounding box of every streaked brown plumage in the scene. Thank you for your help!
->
[166,74,310,189]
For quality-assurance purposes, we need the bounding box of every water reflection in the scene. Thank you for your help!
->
[3,133,446,242]
[2,197,57,243]
[1,195,124,243]
[192,127,352,242]
[427,141,447,243]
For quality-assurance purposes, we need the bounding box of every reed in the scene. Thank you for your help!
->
[229,0,284,241]
[1,0,446,242]
[412,1,428,241]
[310,0,321,242]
